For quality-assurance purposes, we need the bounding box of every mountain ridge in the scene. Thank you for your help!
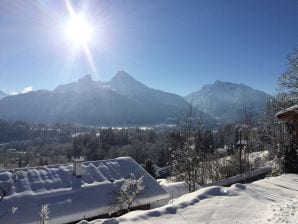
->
[0,72,191,125]
[0,74,272,125]
[185,80,272,123]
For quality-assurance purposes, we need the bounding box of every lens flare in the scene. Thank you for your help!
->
[64,0,97,73]
[65,15,92,46]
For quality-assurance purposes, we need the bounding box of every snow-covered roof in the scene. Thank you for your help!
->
[236,140,248,145]
[216,148,227,154]
[276,104,298,122]
[0,157,168,224]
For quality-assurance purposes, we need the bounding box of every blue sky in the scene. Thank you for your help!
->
[0,0,297,96]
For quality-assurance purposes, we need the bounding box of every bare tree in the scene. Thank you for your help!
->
[278,48,298,96]
[39,204,50,224]
[267,47,298,174]
[110,174,145,216]
[169,103,206,192]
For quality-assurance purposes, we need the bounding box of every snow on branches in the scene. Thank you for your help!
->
[39,204,50,224]
[110,173,145,215]
[0,170,24,218]
[277,47,298,105]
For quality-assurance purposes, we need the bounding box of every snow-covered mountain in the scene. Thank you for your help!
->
[54,74,104,94]
[0,90,7,99]
[0,77,271,125]
[107,71,149,96]
[185,80,272,123]
[0,72,190,125]
[108,71,190,108]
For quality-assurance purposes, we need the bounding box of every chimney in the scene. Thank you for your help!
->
[73,156,84,178]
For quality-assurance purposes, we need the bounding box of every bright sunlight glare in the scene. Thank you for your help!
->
[65,15,93,46]
[64,0,97,74]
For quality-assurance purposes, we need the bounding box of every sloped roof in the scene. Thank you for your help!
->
[275,104,298,122]
[236,140,248,145]
[0,157,168,224]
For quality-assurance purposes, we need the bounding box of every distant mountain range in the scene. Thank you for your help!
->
[0,90,7,100]
[0,71,190,125]
[0,73,272,125]
[185,80,272,123]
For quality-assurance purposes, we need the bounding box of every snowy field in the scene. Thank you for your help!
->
[80,174,298,224]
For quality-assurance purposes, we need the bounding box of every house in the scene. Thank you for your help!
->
[275,104,298,122]
[0,157,169,224]
[236,139,248,146]
[276,104,298,142]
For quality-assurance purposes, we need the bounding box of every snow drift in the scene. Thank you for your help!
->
[80,174,298,224]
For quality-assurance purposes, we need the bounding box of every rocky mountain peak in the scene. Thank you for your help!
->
[78,74,93,83]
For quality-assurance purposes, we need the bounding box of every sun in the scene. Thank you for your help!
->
[64,0,97,73]
[65,15,93,46]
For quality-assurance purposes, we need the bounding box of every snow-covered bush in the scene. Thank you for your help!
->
[110,173,145,215]
[0,170,24,204]
[0,170,24,218]
[39,204,50,224]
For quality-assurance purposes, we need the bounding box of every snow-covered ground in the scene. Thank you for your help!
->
[217,150,271,168]
[157,179,200,200]
[150,179,201,208]
[80,174,298,224]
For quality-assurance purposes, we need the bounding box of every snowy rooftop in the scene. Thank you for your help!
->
[0,157,168,224]
[236,139,248,145]
[276,104,298,121]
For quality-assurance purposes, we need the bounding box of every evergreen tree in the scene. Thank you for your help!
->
[144,159,156,178]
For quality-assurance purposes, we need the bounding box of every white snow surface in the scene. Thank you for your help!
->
[158,179,201,200]
[0,157,168,224]
[80,174,298,224]
[217,150,271,168]
[149,179,201,208]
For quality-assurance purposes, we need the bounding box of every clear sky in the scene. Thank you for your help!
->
[0,0,297,96]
